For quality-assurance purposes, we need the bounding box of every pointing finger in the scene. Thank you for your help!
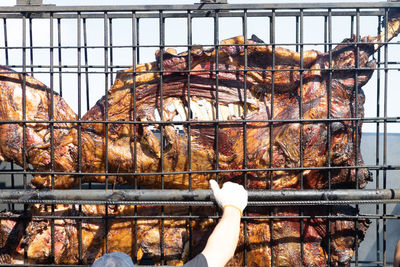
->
[209,179,220,193]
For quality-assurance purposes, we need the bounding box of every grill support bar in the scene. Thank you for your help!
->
[1,189,400,202]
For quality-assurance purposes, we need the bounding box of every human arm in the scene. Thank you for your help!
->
[394,240,400,267]
[201,180,248,267]
[201,206,241,267]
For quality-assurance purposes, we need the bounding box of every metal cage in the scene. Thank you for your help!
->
[0,1,399,266]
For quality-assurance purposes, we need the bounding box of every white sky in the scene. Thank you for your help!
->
[0,0,399,133]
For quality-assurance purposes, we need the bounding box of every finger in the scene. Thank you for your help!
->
[209,179,220,193]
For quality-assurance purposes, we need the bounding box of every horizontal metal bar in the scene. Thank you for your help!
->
[0,163,399,177]
[3,66,400,76]
[1,189,399,203]
[2,39,400,50]
[0,2,400,13]
[0,116,399,125]
[0,10,388,19]
[1,199,400,206]
[5,67,400,76]
[1,212,400,221]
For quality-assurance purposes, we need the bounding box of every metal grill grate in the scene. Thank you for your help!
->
[0,2,399,266]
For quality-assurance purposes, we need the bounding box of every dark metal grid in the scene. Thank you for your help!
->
[268,10,275,267]
[0,2,399,267]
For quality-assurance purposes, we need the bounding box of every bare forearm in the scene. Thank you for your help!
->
[394,241,400,267]
[201,206,241,267]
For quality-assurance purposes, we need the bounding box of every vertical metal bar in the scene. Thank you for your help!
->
[130,24,138,266]
[22,14,27,191]
[327,8,333,266]
[109,17,113,84]
[351,15,354,38]
[355,9,360,191]
[299,9,305,266]
[136,17,140,64]
[49,12,56,264]
[50,11,55,190]
[3,17,14,211]
[159,10,165,190]
[21,14,28,263]
[3,18,9,65]
[296,16,299,53]
[77,12,82,190]
[299,8,304,191]
[187,9,193,260]
[29,17,33,76]
[214,9,220,182]
[354,8,360,267]
[9,162,15,211]
[242,9,248,267]
[103,11,110,253]
[327,9,333,190]
[269,11,275,267]
[187,11,193,191]
[105,204,109,253]
[132,11,138,189]
[159,10,165,264]
[57,18,63,97]
[324,15,328,53]
[131,11,138,264]
[269,11,275,190]
[83,18,90,111]
[77,12,83,264]
[375,14,382,267]
[104,12,109,190]
[242,9,248,188]
[383,8,388,267]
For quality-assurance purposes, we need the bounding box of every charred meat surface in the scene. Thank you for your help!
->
[0,205,368,267]
[32,15,400,189]
[0,66,78,187]
[0,12,394,189]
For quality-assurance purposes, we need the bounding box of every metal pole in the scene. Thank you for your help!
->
[1,189,400,202]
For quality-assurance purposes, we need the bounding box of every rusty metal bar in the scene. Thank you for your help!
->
[0,189,400,202]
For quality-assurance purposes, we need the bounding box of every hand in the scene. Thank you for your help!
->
[209,180,248,215]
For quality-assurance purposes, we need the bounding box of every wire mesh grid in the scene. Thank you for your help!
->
[0,2,399,266]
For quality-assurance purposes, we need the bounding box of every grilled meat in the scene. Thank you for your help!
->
[31,13,400,189]
[0,10,397,267]
[0,12,396,189]
[0,66,78,186]
[0,205,368,266]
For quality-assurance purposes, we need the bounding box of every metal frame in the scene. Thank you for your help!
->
[0,2,399,266]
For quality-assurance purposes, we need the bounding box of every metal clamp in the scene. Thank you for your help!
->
[200,0,228,3]
[16,0,43,5]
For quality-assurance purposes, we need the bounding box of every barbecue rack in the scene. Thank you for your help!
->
[0,1,400,266]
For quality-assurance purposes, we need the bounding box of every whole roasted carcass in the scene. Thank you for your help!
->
[0,9,398,267]
[9,9,395,189]
[0,204,368,266]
